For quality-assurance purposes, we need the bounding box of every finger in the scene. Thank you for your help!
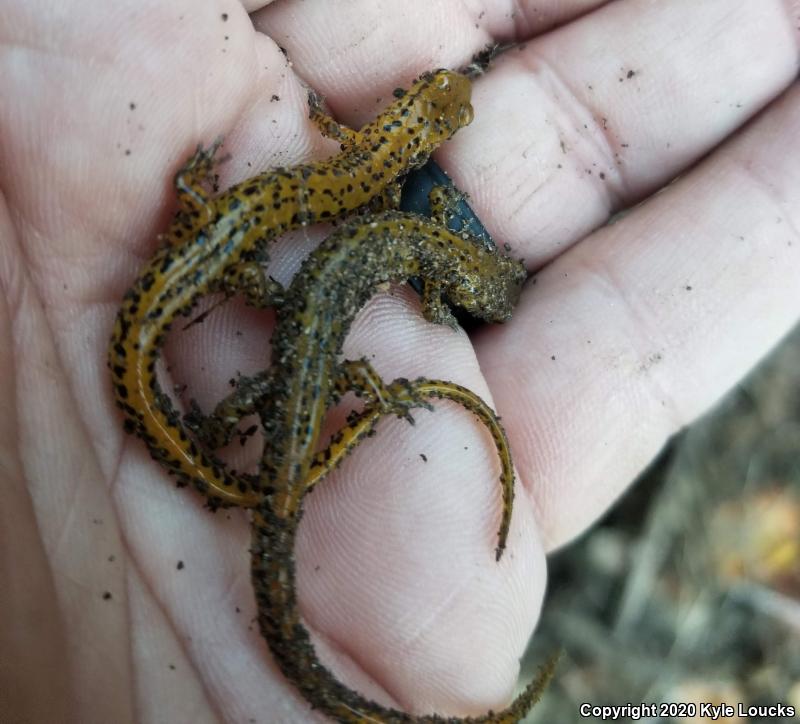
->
[253,0,611,117]
[476,83,800,551]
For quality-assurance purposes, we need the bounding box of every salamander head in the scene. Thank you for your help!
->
[445,253,528,322]
[411,69,474,144]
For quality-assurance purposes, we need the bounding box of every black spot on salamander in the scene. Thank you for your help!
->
[243,185,259,196]
[228,197,242,211]
[113,342,127,358]
[116,384,129,400]
[159,255,175,274]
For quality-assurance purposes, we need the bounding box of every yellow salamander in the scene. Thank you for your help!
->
[108,70,473,507]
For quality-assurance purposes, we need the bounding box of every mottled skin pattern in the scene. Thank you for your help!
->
[193,208,526,549]
[188,210,555,722]
[108,70,473,508]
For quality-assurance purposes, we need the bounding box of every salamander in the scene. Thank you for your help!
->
[108,69,474,507]
[188,208,555,722]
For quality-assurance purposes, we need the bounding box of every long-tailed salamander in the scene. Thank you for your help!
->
[108,70,473,507]
[189,209,555,722]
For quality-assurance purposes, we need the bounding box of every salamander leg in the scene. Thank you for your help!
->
[340,178,403,219]
[217,261,286,308]
[185,371,271,450]
[420,279,459,330]
[173,138,226,224]
[334,359,433,423]
[307,89,361,149]
[428,184,465,227]
[360,180,404,213]
[303,373,437,487]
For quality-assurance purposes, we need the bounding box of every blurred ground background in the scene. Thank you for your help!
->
[521,323,800,723]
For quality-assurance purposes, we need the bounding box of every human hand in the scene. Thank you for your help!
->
[1,1,798,722]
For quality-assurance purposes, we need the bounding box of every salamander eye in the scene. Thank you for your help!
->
[458,104,474,127]
[435,73,450,90]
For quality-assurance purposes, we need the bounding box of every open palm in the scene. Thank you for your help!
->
[2,1,798,722]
